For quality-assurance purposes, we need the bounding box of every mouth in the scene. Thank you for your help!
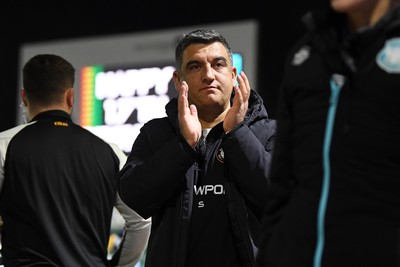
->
[201,86,218,91]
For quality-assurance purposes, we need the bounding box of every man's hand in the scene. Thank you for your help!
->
[223,71,250,132]
[177,81,202,148]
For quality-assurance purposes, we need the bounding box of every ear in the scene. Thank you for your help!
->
[172,70,182,92]
[21,89,28,107]
[66,88,74,110]
[231,66,237,85]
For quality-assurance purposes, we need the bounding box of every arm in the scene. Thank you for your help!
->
[223,71,274,220]
[109,193,151,267]
[0,124,28,192]
[256,83,297,267]
[222,118,276,220]
[118,122,197,219]
[107,142,151,267]
[261,83,296,240]
[0,141,5,192]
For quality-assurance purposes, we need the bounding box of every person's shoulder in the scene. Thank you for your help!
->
[142,116,171,130]
[0,123,33,141]
[103,140,127,166]
[0,124,32,156]
[77,126,127,165]
[73,124,116,150]
[77,125,124,153]
[146,116,169,124]
[139,117,177,145]
[103,139,124,155]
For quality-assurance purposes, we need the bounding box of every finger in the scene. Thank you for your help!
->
[232,84,243,107]
[238,72,250,91]
[178,81,189,114]
[237,72,250,99]
[189,104,198,117]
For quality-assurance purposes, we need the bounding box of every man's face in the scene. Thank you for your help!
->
[179,42,237,113]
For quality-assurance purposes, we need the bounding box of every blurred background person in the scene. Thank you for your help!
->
[257,1,400,267]
[0,54,151,266]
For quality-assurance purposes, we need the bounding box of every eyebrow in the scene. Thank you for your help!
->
[185,56,228,68]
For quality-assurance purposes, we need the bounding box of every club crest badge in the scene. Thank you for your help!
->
[376,38,400,73]
[292,46,310,66]
[216,148,224,163]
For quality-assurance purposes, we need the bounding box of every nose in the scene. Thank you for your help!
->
[202,64,215,83]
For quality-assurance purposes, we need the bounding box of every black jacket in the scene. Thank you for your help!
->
[119,89,276,267]
[258,5,400,267]
[0,110,121,266]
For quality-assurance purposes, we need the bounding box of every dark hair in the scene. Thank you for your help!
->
[23,54,75,106]
[175,29,233,73]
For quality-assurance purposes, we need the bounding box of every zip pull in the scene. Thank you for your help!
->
[330,74,345,105]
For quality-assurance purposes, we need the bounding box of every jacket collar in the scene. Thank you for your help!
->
[30,110,72,123]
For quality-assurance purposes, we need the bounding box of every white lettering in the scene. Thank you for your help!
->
[94,66,175,100]
[103,95,169,125]
[194,184,225,195]
[198,201,204,208]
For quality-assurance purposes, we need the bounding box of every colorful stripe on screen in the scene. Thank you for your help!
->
[80,66,104,126]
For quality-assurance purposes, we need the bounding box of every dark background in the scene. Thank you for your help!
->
[1,1,326,131]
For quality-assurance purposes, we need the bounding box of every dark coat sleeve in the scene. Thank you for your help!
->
[118,118,197,219]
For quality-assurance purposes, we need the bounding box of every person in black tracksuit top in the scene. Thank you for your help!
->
[118,29,276,267]
[257,1,400,267]
[0,54,151,266]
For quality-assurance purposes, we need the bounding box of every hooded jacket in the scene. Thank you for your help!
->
[258,4,400,267]
[119,89,276,267]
